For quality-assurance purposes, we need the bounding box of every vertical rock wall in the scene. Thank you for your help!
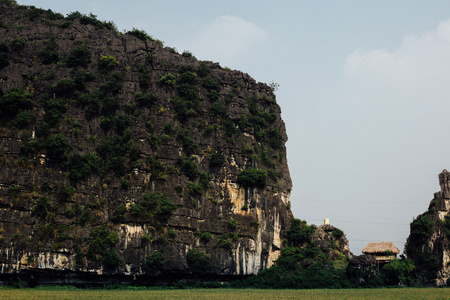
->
[0,3,292,283]
[405,170,450,285]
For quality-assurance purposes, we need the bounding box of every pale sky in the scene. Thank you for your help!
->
[17,0,450,255]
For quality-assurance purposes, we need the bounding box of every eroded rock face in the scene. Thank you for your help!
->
[405,170,450,285]
[0,3,292,284]
[312,224,352,259]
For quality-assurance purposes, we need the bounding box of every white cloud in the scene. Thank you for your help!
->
[184,16,268,63]
[343,19,450,101]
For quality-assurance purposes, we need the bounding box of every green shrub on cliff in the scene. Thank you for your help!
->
[187,248,210,273]
[237,168,267,188]
[130,192,177,223]
[126,28,153,41]
[0,88,32,116]
[66,46,91,67]
[286,218,315,246]
[98,55,118,73]
[45,134,71,165]
[0,0,17,5]
[144,251,164,274]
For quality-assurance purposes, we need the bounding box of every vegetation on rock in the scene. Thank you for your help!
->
[0,1,292,285]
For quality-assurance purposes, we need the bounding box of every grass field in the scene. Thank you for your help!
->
[0,287,449,299]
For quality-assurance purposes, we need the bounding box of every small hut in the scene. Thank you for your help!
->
[362,242,399,264]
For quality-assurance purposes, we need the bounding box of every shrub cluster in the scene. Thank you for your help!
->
[237,168,267,188]
[186,248,210,273]
[130,192,177,223]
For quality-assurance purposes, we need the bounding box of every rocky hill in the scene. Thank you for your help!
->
[0,2,293,285]
[405,170,450,285]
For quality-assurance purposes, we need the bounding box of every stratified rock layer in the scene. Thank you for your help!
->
[0,3,292,284]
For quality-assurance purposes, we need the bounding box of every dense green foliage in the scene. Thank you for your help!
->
[126,28,153,41]
[237,168,267,188]
[0,88,33,116]
[186,248,210,273]
[405,215,441,281]
[130,192,177,223]
[286,219,315,246]
[87,225,120,268]
[66,46,91,67]
[209,152,225,168]
[98,55,119,73]
[144,251,165,274]
[382,259,415,285]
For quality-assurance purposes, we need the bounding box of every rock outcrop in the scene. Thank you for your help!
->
[405,170,450,285]
[0,2,292,285]
[312,224,352,259]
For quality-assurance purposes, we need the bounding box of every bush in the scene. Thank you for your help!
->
[200,231,212,242]
[14,111,35,128]
[146,156,166,180]
[382,259,415,285]
[406,215,434,252]
[126,28,153,41]
[66,46,91,67]
[186,248,210,273]
[186,182,204,200]
[197,63,210,77]
[131,192,177,223]
[45,134,71,164]
[111,205,127,223]
[144,251,164,274]
[227,219,238,231]
[332,228,344,239]
[43,98,66,127]
[158,73,176,86]
[10,37,26,50]
[100,72,124,94]
[98,55,118,73]
[0,88,32,116]
[20,140,40,156]
[87,225,119,262]
[182,50,194,58]
[57,185,75,203]
[237,168,267,188]
[267,127,283,149]
[210,101,227,117]
[69,153,100,181]
[0,0,16,6]
[176,156,199,180]
[32,196,50,220]
[286,218,315,246]
[54,78,76,96]
[135,92,157,108]
[268,170,282,181]
[102,249,121,268]
[40,49,59,64]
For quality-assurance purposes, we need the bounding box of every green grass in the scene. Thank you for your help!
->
[0,287,449,299]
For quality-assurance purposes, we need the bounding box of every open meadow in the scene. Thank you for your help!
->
[0,287,449,300]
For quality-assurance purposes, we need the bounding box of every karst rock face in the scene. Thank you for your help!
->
[405,170,450,285]
[0,3,292,284]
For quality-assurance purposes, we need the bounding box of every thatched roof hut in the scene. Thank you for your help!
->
[362,242,399,254]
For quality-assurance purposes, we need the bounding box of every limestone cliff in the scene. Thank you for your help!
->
[0,2,292,284]
[405,170,450,285]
